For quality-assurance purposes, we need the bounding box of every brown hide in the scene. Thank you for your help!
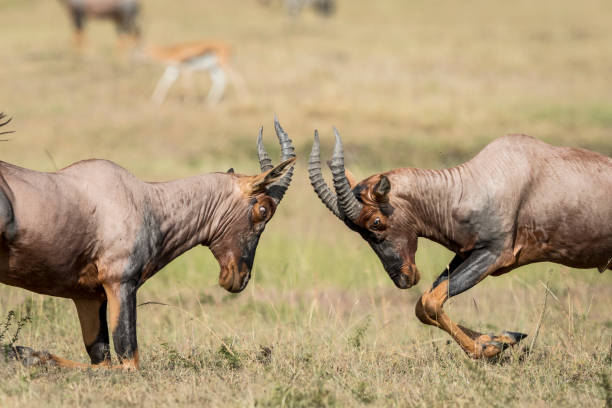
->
[310,131,611,359]
[0,117,296,368]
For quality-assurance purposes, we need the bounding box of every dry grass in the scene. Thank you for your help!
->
[0,0,611,406]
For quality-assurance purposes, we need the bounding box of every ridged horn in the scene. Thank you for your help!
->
[328,127,362,221]
[257,126,273,172]
[308,130,342,218]
[265,115,296,204]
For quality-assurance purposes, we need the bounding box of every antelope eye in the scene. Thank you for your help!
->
[259,206,267,218]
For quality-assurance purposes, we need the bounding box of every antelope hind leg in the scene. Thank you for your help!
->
[206,64,227,105]
[74,298,111,365]
[70,9,86,51]
[4,345,107,369]
[416,249,527,359]
[9,282,144,370]
[2,299,111,369]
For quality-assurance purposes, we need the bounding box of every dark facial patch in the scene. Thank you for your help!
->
[239,197,274,282]
[367,239,407,288]
[342,216,407,288]
[343,182,412,288]
[240,233,260,273]
[378,202,394,217]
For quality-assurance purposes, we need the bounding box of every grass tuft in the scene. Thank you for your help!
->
[0,310,31,360]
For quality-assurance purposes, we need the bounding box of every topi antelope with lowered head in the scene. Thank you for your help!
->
[309,128,612,359]
[0,116,295,369]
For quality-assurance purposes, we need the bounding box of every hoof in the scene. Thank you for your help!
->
[482,341,506,358]
[501,331,528,344]
[476,331,528,359]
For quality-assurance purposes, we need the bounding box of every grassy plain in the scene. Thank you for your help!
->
[1,0,611,406]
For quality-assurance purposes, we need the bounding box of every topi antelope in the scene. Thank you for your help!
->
[309,129,612,359]
[0,116,295,369]
[138,41,246,106]
[58,0,140,49]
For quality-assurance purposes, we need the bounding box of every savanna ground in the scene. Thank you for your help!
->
[1,0,611,406]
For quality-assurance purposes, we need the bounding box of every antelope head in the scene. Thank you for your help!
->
[308,128,420,289]
[210,118,296,293]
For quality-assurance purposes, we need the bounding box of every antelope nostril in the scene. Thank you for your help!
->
[383,263,417,289]
[238,264,251,291]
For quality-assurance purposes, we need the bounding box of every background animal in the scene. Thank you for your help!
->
[136,41,247,106]
[309,129,612,359]
[0,117,295,369]
[58,0,140,49]
[258,0,336,17]
[1,0,611,405]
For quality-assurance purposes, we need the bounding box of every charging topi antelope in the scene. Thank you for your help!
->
[309,128,612,359]
[0,116,295,369]
[58,0,140,49]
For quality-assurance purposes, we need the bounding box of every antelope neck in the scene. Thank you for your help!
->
[390,166,467,252]
[146,173,240,264]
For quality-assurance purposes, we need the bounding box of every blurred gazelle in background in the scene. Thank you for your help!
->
[135,41,248,106]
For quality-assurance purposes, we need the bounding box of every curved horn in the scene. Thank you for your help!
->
[274,115,295,162]
[267,115,296,204]
[257,126,274,172]
[308,130,342,218]
[328,127,362,221]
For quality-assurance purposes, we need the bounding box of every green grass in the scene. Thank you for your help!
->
[1,0,611,406]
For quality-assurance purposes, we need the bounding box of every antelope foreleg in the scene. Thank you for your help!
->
[415,250,527,359]
[207,65,227,105]
[152,66,180,105]
[104,281,139,369]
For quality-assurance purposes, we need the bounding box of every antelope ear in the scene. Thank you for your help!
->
[227,168,235,174]
[345,168,357,189]
[373,175,391,201]
[251,157,296,193]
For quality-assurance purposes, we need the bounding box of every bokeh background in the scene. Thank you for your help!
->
[1,0,611,406]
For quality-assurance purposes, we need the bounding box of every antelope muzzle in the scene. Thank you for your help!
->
[217,234,260,293]
[218,259,251,293]
[367,239,420,289]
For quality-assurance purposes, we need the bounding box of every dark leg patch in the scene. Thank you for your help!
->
[112,283,138,362]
